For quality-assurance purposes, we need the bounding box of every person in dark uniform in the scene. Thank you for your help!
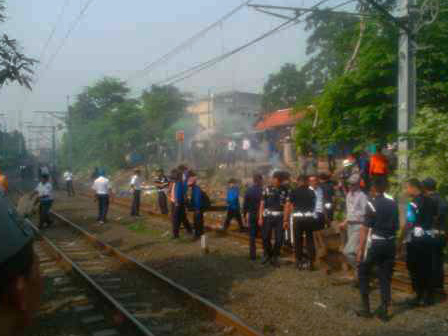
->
[404,178,438,306]
[154,168,169,214]
[320,173,335,224]
[187,172,205,240]
[422,178,447,297]
[0,193,43,336]
[285,176,316,270]
[259,171,289,266]
[356,178,399,320]
[243,173,263,260]
[170,169,193,239]
[222,179,244,232]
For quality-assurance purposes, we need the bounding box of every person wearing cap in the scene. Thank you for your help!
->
[284,175,316,270]
[339,154,361,195]
[340,174,368,281]
[130,169,142,217]
[187,172,205,240]
[356,178,399,321]
[403,178,438,306]
[32,174,54,229]
[154,168,169,215]
[422,178,447,298]
[92,169,112,224]
[243,173,264,260]
[0,169,9,194]
[63,169,75,197]
[222,178,245,232]
[259,171,289,266]
[0,194,43,336]
[170,169,193,239]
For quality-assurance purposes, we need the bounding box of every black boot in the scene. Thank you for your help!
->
[375,303,390,322]
[356,295,372,318]
[407,292,424,307]
[424,290,435,306]
[261,255,271,265]
[270,256,279,267]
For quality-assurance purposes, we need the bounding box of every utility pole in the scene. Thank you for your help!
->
[27,125,55,166]
[34,102,72,169]
[397,0,416,178]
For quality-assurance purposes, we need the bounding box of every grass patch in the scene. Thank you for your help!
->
[128,220,149,233]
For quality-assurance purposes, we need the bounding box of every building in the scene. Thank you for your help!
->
[187,91,261,133]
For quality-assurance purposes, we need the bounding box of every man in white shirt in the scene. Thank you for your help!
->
[63,170,75,197]
[227,140,236,166]
[242,137,251,162]
[92,170,112,224]
[130,169,142,217]
[33,174,53,229]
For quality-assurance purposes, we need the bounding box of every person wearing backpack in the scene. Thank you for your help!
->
[188,172,206,240]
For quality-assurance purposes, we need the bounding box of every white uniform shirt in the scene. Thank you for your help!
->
[63,171,73,181]
[41,166,50,175]
[92,176,110,195]
[36,182,53,199]
[130,175,142,190]
[228,141,236,151]
[242,139,251,151]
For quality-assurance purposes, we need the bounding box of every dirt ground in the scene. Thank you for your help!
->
[47,191,448,336]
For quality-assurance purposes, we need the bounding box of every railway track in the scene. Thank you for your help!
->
[33,210,264,336]
[80,191,448,295]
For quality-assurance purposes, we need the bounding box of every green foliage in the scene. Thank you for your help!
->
[0,130,28,168]
[261,63,310,113]
[294,0,448,149]
[0,1,36,90]
[60,78,188,171]
[409,107,448,194]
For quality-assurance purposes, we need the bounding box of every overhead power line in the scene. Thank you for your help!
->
[41,0,96,76]
[153,0,356,87]
[38,0,71,65]
[127,0,253,82]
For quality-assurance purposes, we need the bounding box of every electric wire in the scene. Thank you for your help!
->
[127,0,253,82]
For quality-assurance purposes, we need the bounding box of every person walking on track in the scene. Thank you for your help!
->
[357,178,399,321]
[63,169,75,197]
[92,170,112,225]
[154,168,169,214]
[130,169,142,217]
[259,171,289,267]
[243,173,264,260]
[33,174,53,229]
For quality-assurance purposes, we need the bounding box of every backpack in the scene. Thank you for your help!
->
[200,189,211,211]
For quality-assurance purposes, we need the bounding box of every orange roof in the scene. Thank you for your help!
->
[255,108,303,131]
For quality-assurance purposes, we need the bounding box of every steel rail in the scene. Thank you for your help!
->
[29,220,156,336]
[49,210,265,336]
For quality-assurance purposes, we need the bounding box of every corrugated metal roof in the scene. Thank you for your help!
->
[255,108,303,131]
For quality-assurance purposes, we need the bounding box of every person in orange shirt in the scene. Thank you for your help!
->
[369,149,389,184]
[0,170,9,194]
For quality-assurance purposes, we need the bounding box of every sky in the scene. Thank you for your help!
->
[0,0,355,136]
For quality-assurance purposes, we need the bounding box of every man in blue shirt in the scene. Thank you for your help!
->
[188,172,204,239]
[243,174,263,260]
[171,169,192,239]
[222,179,244,232]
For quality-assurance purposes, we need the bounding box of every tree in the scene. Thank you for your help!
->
[0,1,36,90]
[294,0,448,148]
[261,63,309,113]
[141,85,187,140]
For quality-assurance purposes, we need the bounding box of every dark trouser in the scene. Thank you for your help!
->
[328,154,336,172]
[96,194,109,222]
[293,218,315,264]
[131,190,141,216]
[432,236,446,291]
[223,208,244,231]
[171,204,192,238]
[39,199,53,228]
[66,180,75,196]
[262,215,283,259]
[407,240,433,298]
[193,210,204,237]
[248,212,259,259]
[359,239,395,306]
[158,191,168,214]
